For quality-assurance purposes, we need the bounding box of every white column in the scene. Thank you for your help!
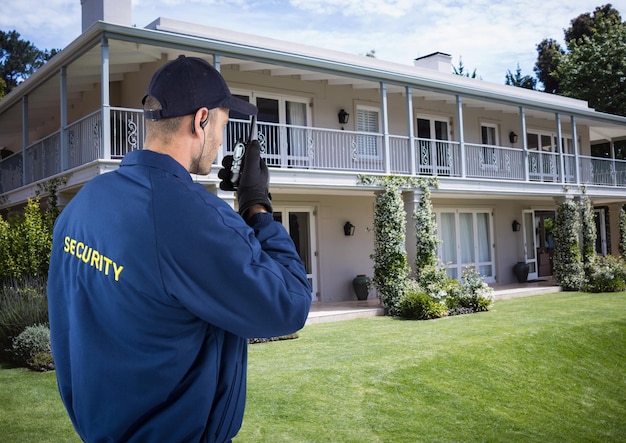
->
[380,82,390,174]
[101,37,111,160]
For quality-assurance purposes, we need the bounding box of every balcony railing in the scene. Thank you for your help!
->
[2,108,626,194]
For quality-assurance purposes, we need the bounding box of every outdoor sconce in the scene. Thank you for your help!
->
[509,131,518,144]
[512,220,521,232]
[344,221,355,236]
[338,109,350,125]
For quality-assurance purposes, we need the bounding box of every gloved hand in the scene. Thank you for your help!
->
[218,140,272,218]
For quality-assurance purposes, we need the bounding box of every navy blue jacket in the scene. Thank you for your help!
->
[48,150,311,442]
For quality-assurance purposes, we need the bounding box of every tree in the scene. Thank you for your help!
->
[534,38,565,93]
[556,16,626,116]
[565,3,622,44]
[534,4,623,98]
[0,30,58,96]
[505,64,537,90]
[452,57,479,79]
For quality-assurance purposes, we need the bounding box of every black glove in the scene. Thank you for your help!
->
[218,140,272,218]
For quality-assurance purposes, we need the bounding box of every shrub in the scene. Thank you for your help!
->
[583,255,626,293]
[369,178,411,315]
[580,196,597,278]
[413,182,439,271]
[0,277,49,352]
[398,280,447,320]
[445,267,494,314]
[620,206,626,259]
[460,266,494,312]
[553,199,584,291]
[11,323,53,371]
[0,198,53,281]
[416,265,450,303]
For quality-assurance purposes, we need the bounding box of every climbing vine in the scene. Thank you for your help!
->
[358,175,437,314]
[553,198,584,290]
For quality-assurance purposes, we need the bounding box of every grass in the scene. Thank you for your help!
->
[1,292,625,442]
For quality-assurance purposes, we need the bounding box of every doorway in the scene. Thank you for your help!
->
[272,207,318,300]
[523,210,555,278]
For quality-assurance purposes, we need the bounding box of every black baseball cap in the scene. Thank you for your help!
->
[142,55,258,120]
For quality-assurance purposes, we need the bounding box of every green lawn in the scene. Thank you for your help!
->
[2,292,625,442]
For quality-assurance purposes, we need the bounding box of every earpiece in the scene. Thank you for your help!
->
[191,116,210,134]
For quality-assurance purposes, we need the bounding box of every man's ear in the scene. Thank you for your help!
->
[191,108,210,134]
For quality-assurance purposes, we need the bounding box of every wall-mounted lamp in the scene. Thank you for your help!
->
[512,220,521,232]
[509,131,518,144]
[338,109,350,128]
[344,221,355,236]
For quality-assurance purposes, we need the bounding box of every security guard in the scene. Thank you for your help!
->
[48,55,312,443]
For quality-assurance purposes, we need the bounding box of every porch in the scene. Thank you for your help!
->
[2,107,626,196]
[306,278,561,325]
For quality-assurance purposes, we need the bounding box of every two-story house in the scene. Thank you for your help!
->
[1,0,625,302]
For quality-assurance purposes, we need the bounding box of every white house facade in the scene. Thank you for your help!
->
[1,0,626,302]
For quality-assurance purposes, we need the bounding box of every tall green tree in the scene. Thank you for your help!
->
[556,16,626,116]
[505,64,537,89]
[534,38,565,93]
[0,30,58,96]
[564,3,622,43]
[534,3,623,101]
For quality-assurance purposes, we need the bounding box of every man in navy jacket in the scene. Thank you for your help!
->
[48,55,311,442]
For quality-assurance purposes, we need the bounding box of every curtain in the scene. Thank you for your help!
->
[440,212,457,278]
[460,213,474,264]
[286,101,307,161]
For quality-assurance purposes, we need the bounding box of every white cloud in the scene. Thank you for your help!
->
[2,0,624,84]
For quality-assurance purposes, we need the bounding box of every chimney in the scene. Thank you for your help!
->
[413,52,452,74]
[81,0,132,32]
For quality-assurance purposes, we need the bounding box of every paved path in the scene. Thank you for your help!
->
[306,279,561,325]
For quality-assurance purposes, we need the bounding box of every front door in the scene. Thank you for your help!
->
[273,207,318,301]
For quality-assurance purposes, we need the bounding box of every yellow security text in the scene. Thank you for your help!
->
[63,236,124,282]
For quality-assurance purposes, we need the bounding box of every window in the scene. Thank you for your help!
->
[356,107,380,157]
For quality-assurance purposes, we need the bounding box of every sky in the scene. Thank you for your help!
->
[2,0,625,85]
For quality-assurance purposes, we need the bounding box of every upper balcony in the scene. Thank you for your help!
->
[2,106,626,201]
[1,20,626,208]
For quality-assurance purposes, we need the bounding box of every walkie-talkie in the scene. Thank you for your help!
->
[230,116,257,189]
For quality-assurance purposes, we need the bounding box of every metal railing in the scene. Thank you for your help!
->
[2,109,626,193]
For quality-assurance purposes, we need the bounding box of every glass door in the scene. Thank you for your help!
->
[417,117,450,175]
[273,207,317,300]
[436,209,495,282]
[522,210,538,280]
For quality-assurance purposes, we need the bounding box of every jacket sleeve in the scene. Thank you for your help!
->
[156,193,311,339]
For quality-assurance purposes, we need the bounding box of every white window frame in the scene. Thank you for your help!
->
[435,208,496,283]
[355,105,381,159]
[480,122,499,169]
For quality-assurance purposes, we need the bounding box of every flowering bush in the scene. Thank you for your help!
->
[580,195,597,278]
[583,254,626,293]
[445,266,494,313]
[413,180,439,273]
[553,199,584,290]
[619,206,626,258]
[397,279,447,320]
